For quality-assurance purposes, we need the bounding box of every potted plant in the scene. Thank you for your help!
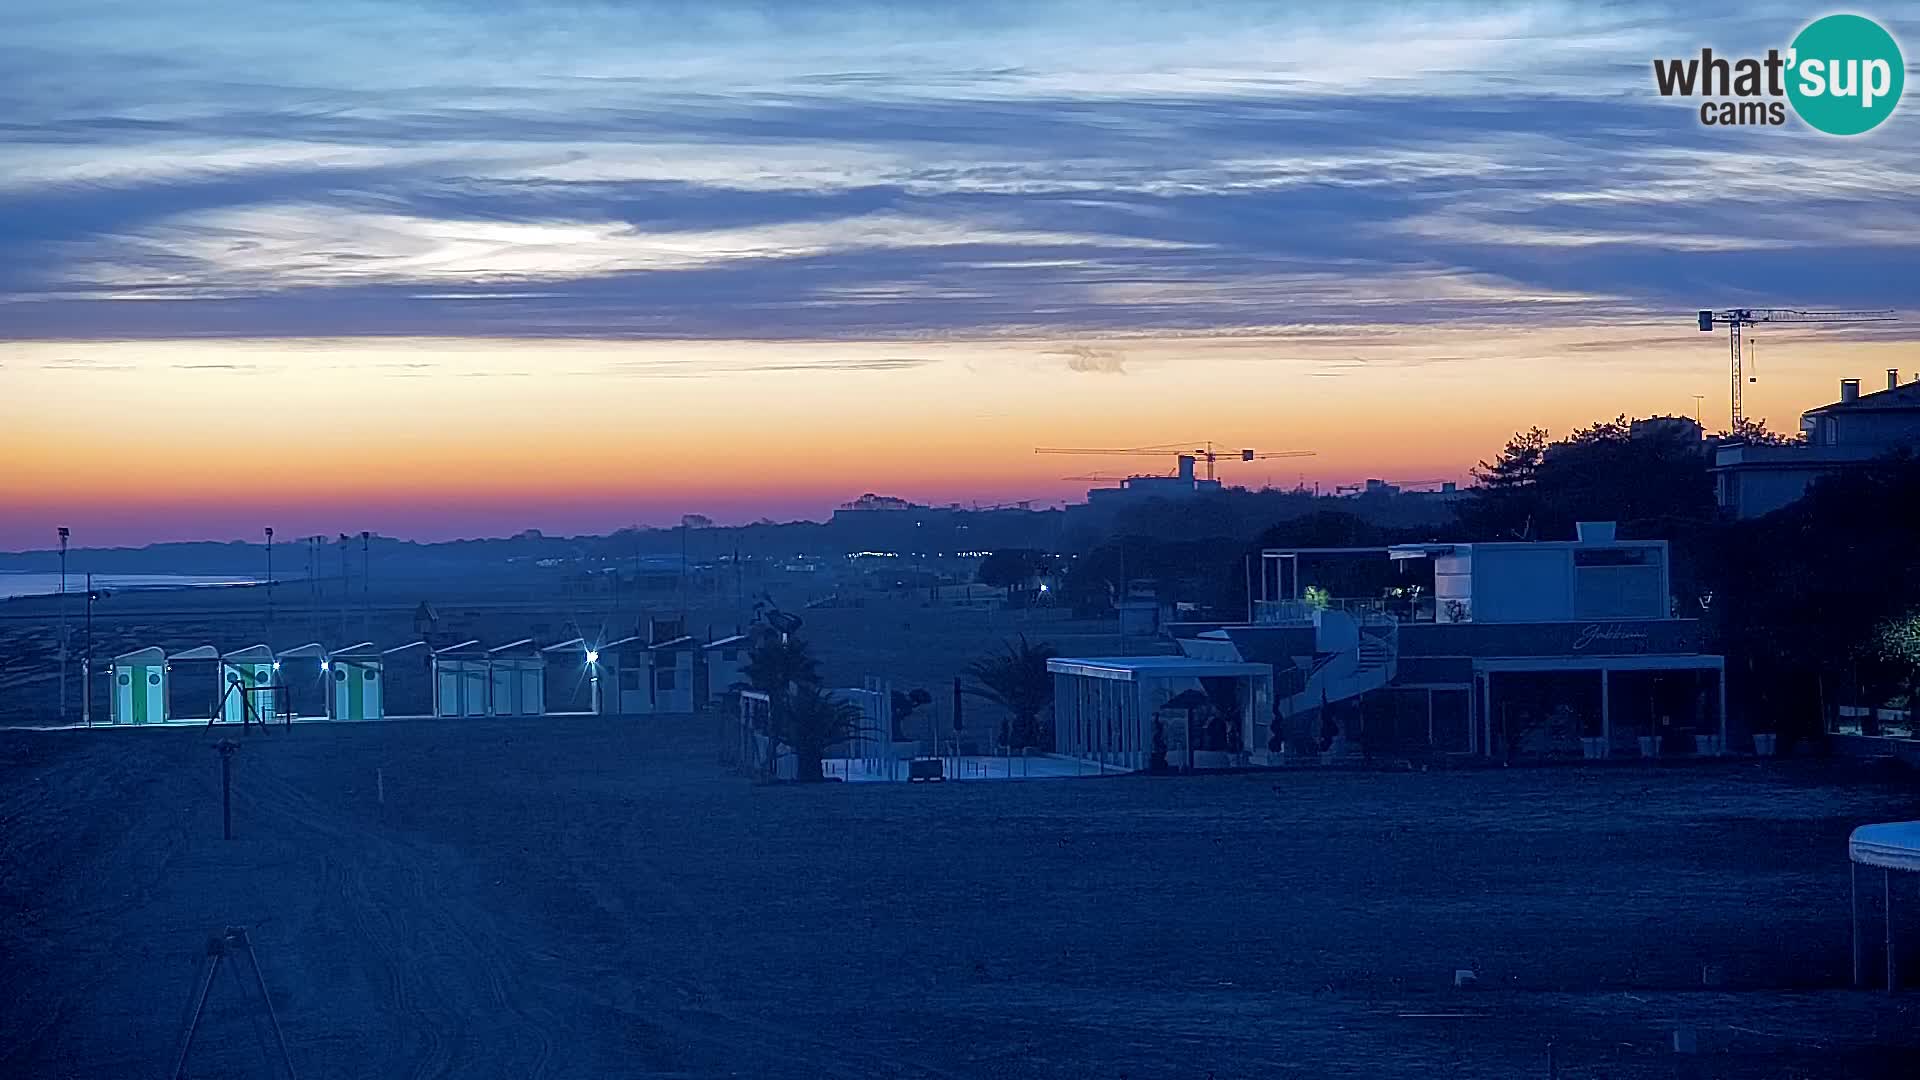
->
[1637,718,1661,759]
[1752,726,1778,756]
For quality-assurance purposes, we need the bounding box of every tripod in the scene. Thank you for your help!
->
[172,926,298,1079]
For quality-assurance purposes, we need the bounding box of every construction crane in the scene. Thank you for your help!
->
[1035,441,1315,482]
[1697,307,1896,427]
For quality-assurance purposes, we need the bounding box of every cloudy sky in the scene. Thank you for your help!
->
[3,1,1917,547]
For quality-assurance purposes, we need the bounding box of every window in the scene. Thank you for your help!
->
[619,668,642,692]
[148,673,161,686]
[721,649,738,661]
[656,668,677,691]
[118,673,131,686]
[364,669,377,681]
[334,669,347,682]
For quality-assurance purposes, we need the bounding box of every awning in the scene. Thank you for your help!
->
[1850,822,1920,873]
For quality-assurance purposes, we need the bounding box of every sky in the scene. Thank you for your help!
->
[3,1,1918,549]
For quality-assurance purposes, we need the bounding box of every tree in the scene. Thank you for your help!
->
[1457,418,1715,543]
[743,633,822,752]
[964,635,1058,750]
[1710,454,1920,747]
[890,687,933,740]
[776,683,870,782]
[1718,417,1801,446]
[977,548,1045,602]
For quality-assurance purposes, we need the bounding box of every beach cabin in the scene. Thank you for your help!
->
[540,636,642,714]
[219,645,280,724]
[647,635,697,714]
[165,645,222,721]
[486,640,546,717]
[432,641,487,717]
[702,634,750,709]
[272,643,332,720]
[328,642,385,721]
[108,647,168,725]
[380,641,431,717]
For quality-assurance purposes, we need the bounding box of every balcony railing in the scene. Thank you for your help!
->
[1254,597,1432,625]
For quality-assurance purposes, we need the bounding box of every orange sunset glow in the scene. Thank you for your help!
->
[5,328,1910,546]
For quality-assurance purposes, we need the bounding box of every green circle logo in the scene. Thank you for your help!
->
[1787,14,1904,135]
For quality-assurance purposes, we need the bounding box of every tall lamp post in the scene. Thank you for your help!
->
[58,527,69,724]
[82,575,109,727]
[264,527,274,643]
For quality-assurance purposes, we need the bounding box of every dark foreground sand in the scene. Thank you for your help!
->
[4,717,1920,1078]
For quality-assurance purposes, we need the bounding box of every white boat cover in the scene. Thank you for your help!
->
[1849,822,1920,872]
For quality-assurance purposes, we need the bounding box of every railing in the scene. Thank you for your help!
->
[1255,598,1430,624]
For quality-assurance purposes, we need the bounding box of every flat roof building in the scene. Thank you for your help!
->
[1714,373,1920,518]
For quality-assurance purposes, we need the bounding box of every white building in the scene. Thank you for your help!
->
[1714,372,1920,518]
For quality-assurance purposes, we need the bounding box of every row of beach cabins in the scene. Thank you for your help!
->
[94,629,751,726]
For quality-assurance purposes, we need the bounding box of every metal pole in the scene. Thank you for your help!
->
[361,531,370,639]
[1888,868,1898,993]
[264,527,274,642]
[1243,553,1252,624]
[238,930,297,1078]
[172,946,223,1080]
[338,536,349,641]
[1853,861,1863,987]
[84,573,94,727]
[58,527,69,724]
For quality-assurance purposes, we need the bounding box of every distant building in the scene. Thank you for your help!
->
[1083,454,1221,508]
[1629,414,1706,446]
[1713,372,1920,518]
[834,493,928,515]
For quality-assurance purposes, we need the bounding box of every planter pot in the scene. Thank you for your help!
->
[1637,735,1660,759]
[1696,735,1724,757]
[1580,736,1608,760]
[1752,733,1778,757]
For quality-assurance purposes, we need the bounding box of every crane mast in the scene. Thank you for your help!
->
[1697,307,1895,427]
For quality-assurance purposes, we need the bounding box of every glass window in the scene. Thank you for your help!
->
[656,668,677,690]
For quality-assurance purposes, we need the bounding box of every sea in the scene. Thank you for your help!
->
[0,573,264,600]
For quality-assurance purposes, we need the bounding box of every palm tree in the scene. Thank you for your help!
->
[778,682,870,782]
[742,632,821,745]
[964,635,1058,751]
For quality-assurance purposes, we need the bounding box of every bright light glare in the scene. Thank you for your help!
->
[585,650,600,665]
[320,660,330,671]
[272,661,281,670]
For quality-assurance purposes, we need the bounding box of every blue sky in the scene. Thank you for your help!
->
[5,0,1917,341]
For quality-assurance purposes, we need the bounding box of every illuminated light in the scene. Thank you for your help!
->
[272,661,281,671]
[1038,583,1050,593]
[320,660,330,672]
[585,650,600,665]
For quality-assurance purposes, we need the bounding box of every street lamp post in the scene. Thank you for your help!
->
[58,527,69,724]
[264,527,274,643]
[82,575,108,727]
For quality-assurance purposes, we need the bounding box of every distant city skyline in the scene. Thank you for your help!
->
[4,1,1916,548]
